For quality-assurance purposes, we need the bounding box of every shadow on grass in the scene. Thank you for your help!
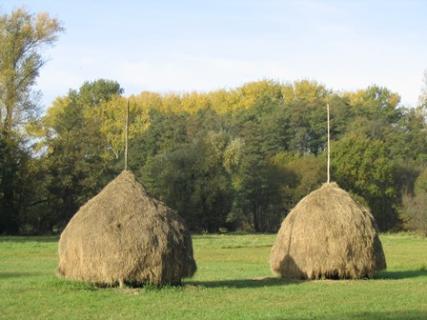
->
[187,277,299,289]
[345,311,424,320]
[0,236,58,243]
[347,311,427,320]
[220,244,272,249]
[0,272,45,279]
[189,268,427,288]
[374,269,427,280]
[272,311,427,320]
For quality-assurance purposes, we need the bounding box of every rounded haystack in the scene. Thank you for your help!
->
[270,182,386,279]
[58,170,196,286]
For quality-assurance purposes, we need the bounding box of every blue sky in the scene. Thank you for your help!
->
[2,0,427,109]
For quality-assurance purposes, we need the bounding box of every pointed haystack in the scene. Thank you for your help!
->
[58,170,196,286]
[270,182,386,279]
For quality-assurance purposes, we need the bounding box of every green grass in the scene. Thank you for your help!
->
[1,233,426,320]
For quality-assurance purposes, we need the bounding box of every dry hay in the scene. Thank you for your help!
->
[58,170,196,286]
[270,182,386,279]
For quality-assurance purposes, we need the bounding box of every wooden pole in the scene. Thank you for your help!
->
[326,103,331,183]
[124,99,129,171]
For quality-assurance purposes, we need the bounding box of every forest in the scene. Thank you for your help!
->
[1,9,426,235]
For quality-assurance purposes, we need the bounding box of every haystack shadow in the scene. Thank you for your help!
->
[186,277,300,289]
[374,269,427,280]
[345,311,427,320]
[0,271,44,279]
[270,310,427,320]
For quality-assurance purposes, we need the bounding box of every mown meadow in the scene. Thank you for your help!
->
[1,233,426,320]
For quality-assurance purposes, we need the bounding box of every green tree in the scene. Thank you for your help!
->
[331,133,398,230]
[401,168,427,235]
[272,153,326,211]
[34,80,123,231]
[0,136,26,232]
[344,86,403,143]
[141,111,233,232]
[229,121,285,232]
[281,81,331,154]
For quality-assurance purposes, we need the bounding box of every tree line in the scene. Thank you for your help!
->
[1,9,426,235]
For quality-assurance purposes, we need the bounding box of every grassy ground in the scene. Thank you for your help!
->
[0,233,426,320]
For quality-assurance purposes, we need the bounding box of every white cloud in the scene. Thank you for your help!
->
[35,54,424,109]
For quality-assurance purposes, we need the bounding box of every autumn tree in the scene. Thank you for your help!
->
[0,8,62,134]
[0,8,62,233]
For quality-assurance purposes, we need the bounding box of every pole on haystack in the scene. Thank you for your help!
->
[124,99,129,171]
[326,103,331,183]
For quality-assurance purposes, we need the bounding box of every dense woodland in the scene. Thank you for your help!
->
[1,9,426,235]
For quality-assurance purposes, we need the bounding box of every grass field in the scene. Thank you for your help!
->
[0,233,426,320]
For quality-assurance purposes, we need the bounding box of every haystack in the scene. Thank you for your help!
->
[270,182,386,279]
[58,170,196,286]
